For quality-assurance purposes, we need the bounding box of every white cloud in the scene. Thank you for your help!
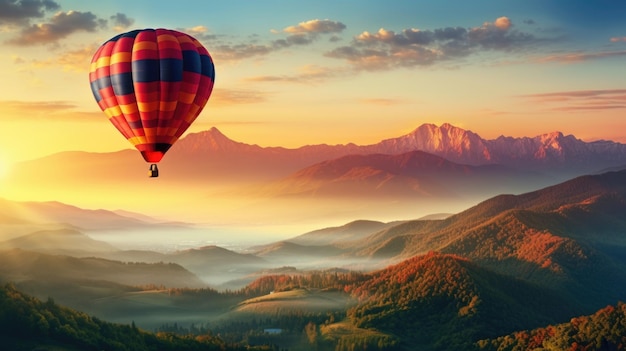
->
[283,19,346,34]
[326,16,535,70]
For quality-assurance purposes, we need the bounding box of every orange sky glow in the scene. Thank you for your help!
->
[0,1,625,233]
[0,1,624,167]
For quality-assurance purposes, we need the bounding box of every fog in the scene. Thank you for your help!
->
[84,196,475,252]
[86,226,275,253]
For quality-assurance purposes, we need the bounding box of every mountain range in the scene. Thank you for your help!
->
[3,169,625,306]
[168,123,626,176]
[253,150,545,199]
[4,122,625,225]
[1,168,625,349]
[258,169,626,311]
[0,197,190,245]
[5,123,626,186]
[0,197,184,230]
[0,248,206,289]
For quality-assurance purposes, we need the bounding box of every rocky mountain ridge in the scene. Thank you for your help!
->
[172,123,626,175]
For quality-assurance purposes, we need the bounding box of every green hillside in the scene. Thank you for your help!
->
[0,283,263,351]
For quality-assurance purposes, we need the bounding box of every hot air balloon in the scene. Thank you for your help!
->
[89,28,215,177]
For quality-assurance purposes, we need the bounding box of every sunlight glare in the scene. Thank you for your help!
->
[0,154,11,179]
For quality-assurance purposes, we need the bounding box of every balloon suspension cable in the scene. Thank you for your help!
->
[149,164,159,178]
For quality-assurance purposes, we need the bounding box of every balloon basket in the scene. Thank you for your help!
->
[149,164,159,178]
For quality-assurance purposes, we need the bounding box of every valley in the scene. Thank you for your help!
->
[1,168,626,350]
[1,121,626,350]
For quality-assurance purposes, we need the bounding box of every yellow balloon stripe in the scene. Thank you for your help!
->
[120,103,138,115]
[90,56,111,72]
[104,105,123,118]
[127,136,148,146]
[110,52,132,65]
[137,101,159,112]
[132,41,158,51]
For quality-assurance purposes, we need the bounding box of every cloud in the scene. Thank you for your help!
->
[328,35,341,43]
[1,3,135,46]
[468,16,533,50]
[245,65,348,84]
[521,89,626,98]
[358,98,408,106]
[177,25,219,43]
[211,19,345,62]
[610,37,626,42]
[0,99,102,121]
[211,42,274,62]
[494,17,512,30]
[518,89,626,111]
[0,0,60,25]
[552,105,626,111]
[183,25,210,38]
[109,12,134,31]
[283,19,346,34]
[7,10,106,46]
[0,99,75,113]
[11,54,25,63]
[325,16,538,71]
[29,43,98,72]
[272,33,315,48]
[531,50,626,63]
[210,88,268,106]
[1,88,266,114]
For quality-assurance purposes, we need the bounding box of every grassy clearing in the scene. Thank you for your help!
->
[230,288,354,315]
[320,320,385,338]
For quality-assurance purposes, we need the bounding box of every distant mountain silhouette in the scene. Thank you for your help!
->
[0,249,206,289]
[288,220,400,246]
[252,241,345,259]
[0,228,117,254]
[103,245,268,286]
[0,197,188,231]
[0,217,271,287]
[254,150,545,199]
[5,122,626,185]
[168,123,626,176]
[3,123,625,225]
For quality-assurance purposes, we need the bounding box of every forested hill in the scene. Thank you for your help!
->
[0,283,256,351]
[477,302,626,350]
[343,252,577,350]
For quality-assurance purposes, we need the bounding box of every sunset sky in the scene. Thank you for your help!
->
[1,0,626,170]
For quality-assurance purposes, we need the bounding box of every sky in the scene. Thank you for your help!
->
[1,0,626,171]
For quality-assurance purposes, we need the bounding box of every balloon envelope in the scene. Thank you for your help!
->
[89,28,215,163]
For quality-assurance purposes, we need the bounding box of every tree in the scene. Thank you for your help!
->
[304,321,318,346]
